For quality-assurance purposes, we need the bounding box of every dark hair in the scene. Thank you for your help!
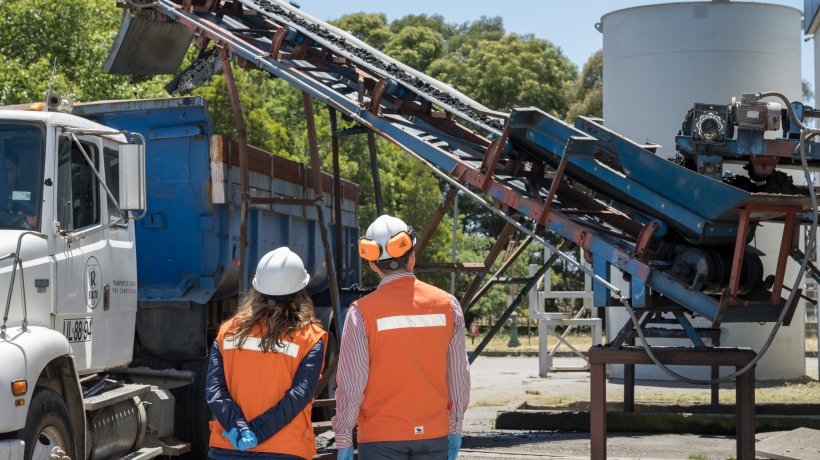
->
[225,287,319,352]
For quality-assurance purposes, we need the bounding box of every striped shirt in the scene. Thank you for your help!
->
[331,272,471,448]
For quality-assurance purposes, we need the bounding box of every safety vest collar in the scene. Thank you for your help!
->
[377,271,415,289]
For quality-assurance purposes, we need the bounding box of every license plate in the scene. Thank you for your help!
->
[63,318,93,343]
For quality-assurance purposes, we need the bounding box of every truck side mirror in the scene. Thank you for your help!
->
[119,143,146,213]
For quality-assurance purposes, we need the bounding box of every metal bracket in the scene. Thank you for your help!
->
[478,123,511,191]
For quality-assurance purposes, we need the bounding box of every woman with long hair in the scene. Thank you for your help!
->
[206,247,327,459]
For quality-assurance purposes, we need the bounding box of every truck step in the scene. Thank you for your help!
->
[84,383,152,411]
[119,447,163,460]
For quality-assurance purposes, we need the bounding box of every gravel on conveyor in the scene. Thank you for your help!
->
[248,0,506,131]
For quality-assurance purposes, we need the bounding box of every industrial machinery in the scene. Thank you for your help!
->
[2,0,819,458]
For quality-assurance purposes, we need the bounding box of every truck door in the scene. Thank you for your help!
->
[52,133,130,373]
[101,138,138,364]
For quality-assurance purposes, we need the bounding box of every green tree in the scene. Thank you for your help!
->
[448,34,575,113]
[566,50,603,122]
[0,0,165,104]
[389,14,455,41]
[384,26,445,71]
[447,16,505,56]
[331,13,392,50]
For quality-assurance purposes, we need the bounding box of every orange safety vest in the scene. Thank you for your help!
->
[209,319,327,459]
[356,276,455,443]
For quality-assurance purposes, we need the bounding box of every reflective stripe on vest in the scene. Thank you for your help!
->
[356,276,454,443]
[209,320,327,458]
[222,336,300,358]
[376,313,447,331]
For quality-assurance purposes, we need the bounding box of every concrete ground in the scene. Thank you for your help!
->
[460,356,820,459]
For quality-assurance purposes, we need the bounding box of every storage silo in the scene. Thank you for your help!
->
[600,0,805,380]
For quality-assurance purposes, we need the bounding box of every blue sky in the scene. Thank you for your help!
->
[301,0,813,93]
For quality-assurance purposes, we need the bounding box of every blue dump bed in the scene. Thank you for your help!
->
[74,97,360,358]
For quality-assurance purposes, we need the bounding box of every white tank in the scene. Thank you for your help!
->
[600,1,805,380]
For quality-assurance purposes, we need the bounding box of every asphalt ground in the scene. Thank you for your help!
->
[460,356,820,459]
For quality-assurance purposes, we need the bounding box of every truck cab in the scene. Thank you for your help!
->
[0,102,148,459]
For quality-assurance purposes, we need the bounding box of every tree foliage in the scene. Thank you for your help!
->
[566,50,603,122]
[0,0,166,104]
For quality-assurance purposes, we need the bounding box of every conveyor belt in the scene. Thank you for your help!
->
[237,0,507,134]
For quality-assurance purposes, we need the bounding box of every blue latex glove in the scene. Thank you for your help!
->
[221,427,240,450]
[447,434,462,460]
[237,429,258,451]
[337,446,354,460]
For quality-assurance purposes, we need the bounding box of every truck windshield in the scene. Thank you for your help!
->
[0,122,44,231]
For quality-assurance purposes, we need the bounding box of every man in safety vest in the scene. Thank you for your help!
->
[332,215,471,460]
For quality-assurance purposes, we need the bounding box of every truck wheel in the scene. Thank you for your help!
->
[172,358,211,459]
[21,388,77,460]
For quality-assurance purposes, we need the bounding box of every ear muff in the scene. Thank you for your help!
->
[385,230,414,259]
[358,237,382,261]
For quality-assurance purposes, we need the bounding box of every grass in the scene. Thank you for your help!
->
[525,376,820,407]
[466,331,597,353]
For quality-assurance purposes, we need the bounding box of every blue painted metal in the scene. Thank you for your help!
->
[592,254,611,307]
[631,278,647,308]
[571,117,752,239]
[675,135,820,161]
[806,0,820,33]
[674,313,706,348]
[73,97,360,305]
[788,102,805,139]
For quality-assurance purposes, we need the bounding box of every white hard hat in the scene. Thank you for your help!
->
[252,247,310,296]
[360,214,415,261]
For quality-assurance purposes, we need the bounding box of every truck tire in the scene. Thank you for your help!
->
[172,357,211,459]
[20,388,78,460]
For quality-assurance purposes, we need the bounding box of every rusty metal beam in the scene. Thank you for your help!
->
[462,236,535,314]
[302,92,343,345]
[330,109,344,279]
[469,252,560,363]
[367,132,383,215]
[414,263,486,273]
[220,48,250,295]
[249,197,316,206]
[728,208,751,297]
[588,346,757,460]
[537,153,570,226]
[771,212,797,303]
[302,92,324,198]
[460,222,519,307]
[478,123,510,191]
[590,360,606,460]
[415,186,458,257]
